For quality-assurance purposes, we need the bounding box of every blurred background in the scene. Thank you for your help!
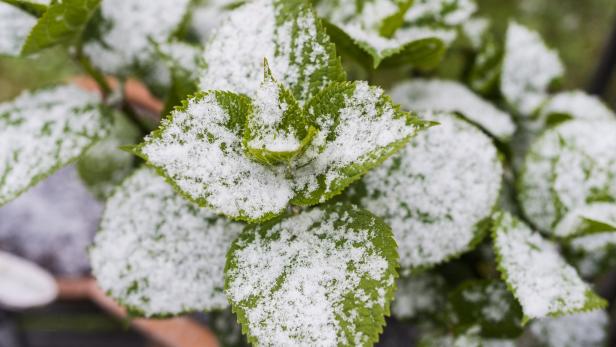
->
[1,0,616,346]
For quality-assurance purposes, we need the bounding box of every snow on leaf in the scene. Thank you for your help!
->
[404,0,477,26]
[90,167,243,317]
[243,61,315,165]
[225,203,398,347]
[21,0,101,55]
[135,91,294,223]
[0,85,109,206]
[356,113,501,271]
[535,90,615,127]
[449,280,523,338]
[554,203,616,239]
[291,81,426,206]
[0,1,40,56]
[492,212,607,320]
[392,272,446,320]
[83,0,191,75]
[318,0,460,69]
[519,120,616,233]
[501,22,564,116]
[199,0,346,104]
[566,232,616,279]
[390,79,516,141]
[528,310,609,347]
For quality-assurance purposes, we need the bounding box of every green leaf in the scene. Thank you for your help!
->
[209,309,250,347]
[449,280,524,338]
[527,310,609,347]
[154,40,202,115]
[317,0,474,69]
[379,0,413,38]
[0,2,39,56]
[0,0,47,17]
[21,0,101,56]
[134,90,294,223]
[291,81,427,206]
[389,79,516,142]
[199,0,346,104]
[467,27,503,97]
[491,212,607,320]
[519,120,616,234]
[535,90,616,128]
[243,60,316,165]
[0,85,109,206]
[225,203,399,346]
[76,111,141,200]
[501,22,564,116]
[90,167,244,318]
[554,203,616,239]
[352,113,501,271]
[324,19,454,69]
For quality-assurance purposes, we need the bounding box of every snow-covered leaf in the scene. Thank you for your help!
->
[21,0,101,55]
[355,113,501,271]
[90,168,243,317]
[0,0,48,16]
[535,90,615,127]
[77,111,141,200]
[565,232,616,279]
[0,85,109,206]
[491,212,606,320]
[390,79,516,141]
[291,81,426,206]
[135,90,293,223]
[501,22,564,116]
[554,203,616,238]
[243,61,315,165]
[418,327,483,347]
[519,120,616,233]
[392,272,447,321]
[84,0,191,75]
[527,310,608,347]
[199,0,346,104]
[318,0,462,69]
[225,203,398,346]
[0,1,41,56]
[449,280,523,338]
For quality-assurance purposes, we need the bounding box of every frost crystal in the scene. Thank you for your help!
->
[0,85,108,206]
[359,113,501,270]
[0,2,41,56]
[84,0,191,74]
[520,120,616,233]
[390,79,515,141]
[492,212,605,319]
[226,204,397,346]
[501,22,564,116]
[90,168,243,317]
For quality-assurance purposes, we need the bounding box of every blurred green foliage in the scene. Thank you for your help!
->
[1,1,615,104]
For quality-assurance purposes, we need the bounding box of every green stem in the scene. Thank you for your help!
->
[77,54,112,97]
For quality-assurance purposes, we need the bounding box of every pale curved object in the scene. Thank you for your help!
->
[0,251,58,310]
